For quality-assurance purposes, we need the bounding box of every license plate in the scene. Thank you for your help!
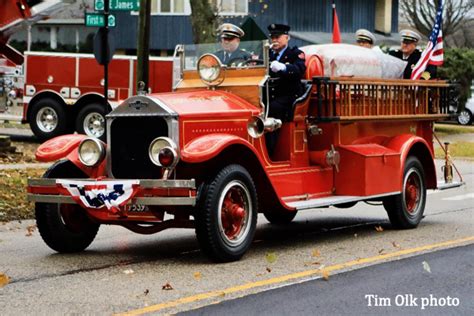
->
[123,204,148,212]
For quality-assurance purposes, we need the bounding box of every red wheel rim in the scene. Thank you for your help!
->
[218,180,252,246]
[404,171,420,214]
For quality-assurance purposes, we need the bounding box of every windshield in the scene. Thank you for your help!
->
[182,40,266,70]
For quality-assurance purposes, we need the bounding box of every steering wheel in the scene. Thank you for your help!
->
[227,58,265,67]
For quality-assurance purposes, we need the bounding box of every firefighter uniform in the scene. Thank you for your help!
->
[267,25,306,122]
[214,23,251,66]
[265,24,306,158]
[389,29,437,80]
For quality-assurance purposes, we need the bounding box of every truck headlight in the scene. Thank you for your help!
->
[78,138,105,167]
[149,137,179,168]
[197,54,225,86]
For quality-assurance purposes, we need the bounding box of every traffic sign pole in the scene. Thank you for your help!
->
[103,0,110,122]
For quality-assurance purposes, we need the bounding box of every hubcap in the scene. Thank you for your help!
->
[403,168,422,217]
[36,106,58,132]
[458,110,471,125]
[83,112,105,137]
[218,180,252,246]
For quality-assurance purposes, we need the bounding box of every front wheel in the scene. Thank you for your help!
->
[457,109,472,125]
[195,164,258,262]
[76,103,106,141]
[383,156,426,229]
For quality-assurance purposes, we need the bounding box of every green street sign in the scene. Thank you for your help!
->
[94,0,140,11]
[94,0,105,11]
[85,13,116,27]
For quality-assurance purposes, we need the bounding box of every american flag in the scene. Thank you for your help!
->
[57,179,140,214]
[411,0,444,80]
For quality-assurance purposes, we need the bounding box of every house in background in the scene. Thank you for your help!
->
[9,0,400,54]
[112,0,400,55]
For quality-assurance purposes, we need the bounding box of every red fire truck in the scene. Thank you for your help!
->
[1,0,174,141]
[27,40,463,262]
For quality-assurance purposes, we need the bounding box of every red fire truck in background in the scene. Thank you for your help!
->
[1,0,174,141]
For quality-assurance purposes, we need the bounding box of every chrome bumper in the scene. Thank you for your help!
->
[27,178,196,206]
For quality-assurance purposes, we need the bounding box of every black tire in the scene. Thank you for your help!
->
[195,164,258,262]
[75,103,106,141]
[29,97,69,142]
[383,156,427,229]
[263,208,297,224]
[35,160,100,253]
[457,109,472,125]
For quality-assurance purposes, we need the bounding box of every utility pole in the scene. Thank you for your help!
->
[103,0,110,113]
[137,0,151,91]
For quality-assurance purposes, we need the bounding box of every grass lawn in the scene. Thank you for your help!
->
[434,124,474,137]
[0,169,45,222]
[434,141,474,160]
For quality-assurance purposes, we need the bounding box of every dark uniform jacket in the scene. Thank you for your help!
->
[214,49,251,66]
[389,49,437,80]
[269,46,306,99]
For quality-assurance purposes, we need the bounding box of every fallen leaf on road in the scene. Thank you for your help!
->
[144,289,149,296]
[311,249,321,257]
[25,224,36,237]
[392,241,401,248]
[123,269,134,275]
[422,261,431,273]
[378,249,385,254]
[266,267,272,273]
[162,282,173,290]
[0,273,10,287]
[321,270,330,281]
[193,272,202,280]
[265,252,277,264]
[375,226,384,232]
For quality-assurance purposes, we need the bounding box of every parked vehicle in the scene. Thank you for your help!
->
[457,83,474,125]
[27,40,463,262]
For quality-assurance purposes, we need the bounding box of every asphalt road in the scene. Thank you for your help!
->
[182,244,474,316]
[0,161,473,315]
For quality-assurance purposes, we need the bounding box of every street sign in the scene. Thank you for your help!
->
[95,0,140,11]
[93,27,116,65]
[85,13,116,27]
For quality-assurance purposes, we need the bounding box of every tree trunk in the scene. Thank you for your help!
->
[189,0,220,44]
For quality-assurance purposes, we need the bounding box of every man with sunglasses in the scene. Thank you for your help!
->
[389,29,437,80]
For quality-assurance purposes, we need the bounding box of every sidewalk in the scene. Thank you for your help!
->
[0,162,51,170]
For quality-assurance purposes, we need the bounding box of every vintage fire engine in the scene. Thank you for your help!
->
[0,0,174,141]
[27,40,462,262]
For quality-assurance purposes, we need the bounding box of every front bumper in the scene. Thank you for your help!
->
[27,178,196,206]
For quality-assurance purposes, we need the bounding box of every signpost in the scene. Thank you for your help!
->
[86,0,140,141]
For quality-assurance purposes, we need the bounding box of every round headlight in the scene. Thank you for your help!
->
[78,138,105,167]
[149,137,179,167]
[197,54,225,86]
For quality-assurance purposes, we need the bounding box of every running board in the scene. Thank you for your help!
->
[286,191,400,210]
[436,181,464,190]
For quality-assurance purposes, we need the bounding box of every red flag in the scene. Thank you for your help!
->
[332,1,341,43]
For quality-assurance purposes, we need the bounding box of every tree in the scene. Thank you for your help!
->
[189,0,220,44]
[400,0,474,47]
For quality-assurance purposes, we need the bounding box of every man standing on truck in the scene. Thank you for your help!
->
[214,23,251,66]
[389,29,437,79]
[266,23,306,157]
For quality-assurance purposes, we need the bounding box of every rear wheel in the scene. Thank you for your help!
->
[76,103,106,141]
[195,164,258,262]
[383,156,426,229]
[29,98,69,142]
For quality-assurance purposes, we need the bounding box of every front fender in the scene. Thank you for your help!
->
[384,134,437,189]
[36,134,106,178]
[181,133,258,163]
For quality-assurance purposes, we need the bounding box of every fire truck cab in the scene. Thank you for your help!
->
[27,40,462,262]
